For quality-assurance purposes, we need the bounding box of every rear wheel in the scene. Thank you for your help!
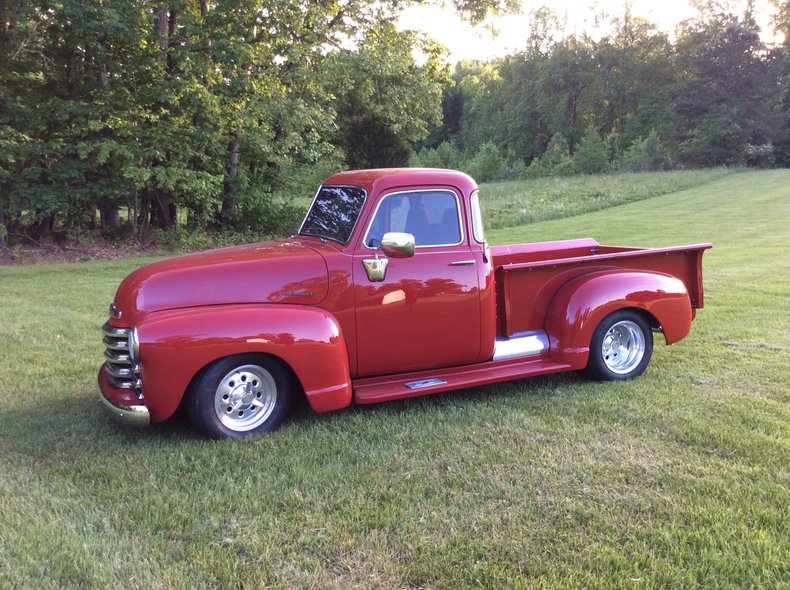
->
[187,354,292,439]
[584,310,653,381]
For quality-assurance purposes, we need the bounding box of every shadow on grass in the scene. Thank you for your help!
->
[0,371,584,465]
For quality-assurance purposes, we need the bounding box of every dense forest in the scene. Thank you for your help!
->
[1,0,788,245]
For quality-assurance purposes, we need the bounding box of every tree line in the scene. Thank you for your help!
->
[415,2,790,181]
[1,1,788,246]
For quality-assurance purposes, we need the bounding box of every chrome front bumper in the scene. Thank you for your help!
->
[98,367,150,427]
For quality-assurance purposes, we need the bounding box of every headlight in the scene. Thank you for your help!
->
[128,327,140,362]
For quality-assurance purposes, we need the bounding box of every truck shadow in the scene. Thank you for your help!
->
[0,371,586,467]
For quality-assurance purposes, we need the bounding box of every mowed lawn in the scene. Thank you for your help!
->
[0,170,788,588]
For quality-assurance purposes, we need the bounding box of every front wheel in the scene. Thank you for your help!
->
[584,310,653,381]
[187,354,292,439]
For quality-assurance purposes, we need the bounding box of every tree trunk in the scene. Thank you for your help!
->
[100,206,120,230]
[167,8,178,73]
[154,5,169,63]
[136,192,152,242]
[222,132,241,219]
[36,215,55,239]
[153,194,177,228]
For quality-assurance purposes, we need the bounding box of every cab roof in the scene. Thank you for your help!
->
[321,168,478,198]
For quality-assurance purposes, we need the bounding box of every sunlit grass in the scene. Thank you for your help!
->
[480,168,736,229]
[1,169,788,588]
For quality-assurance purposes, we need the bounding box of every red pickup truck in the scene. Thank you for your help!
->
[99,169,711,439]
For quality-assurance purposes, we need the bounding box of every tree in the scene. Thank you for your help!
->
[675,13,783,165]
[328,22,451,168]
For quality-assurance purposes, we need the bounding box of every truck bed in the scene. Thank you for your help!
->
[490,238,712,337]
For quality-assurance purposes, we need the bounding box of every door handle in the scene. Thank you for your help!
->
[449,259,475,266]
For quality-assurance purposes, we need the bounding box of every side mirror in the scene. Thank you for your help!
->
[381,232,415,259]
[362,232,415,282]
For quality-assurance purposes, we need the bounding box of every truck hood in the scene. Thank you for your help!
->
[113,240,329,318]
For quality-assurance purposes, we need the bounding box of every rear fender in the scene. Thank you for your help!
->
[544,271,692,368]
[136,304,351,422]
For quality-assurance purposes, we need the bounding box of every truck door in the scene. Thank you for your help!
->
[353,189,482,377]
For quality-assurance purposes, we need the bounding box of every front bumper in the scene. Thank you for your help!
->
[97,366,150,427]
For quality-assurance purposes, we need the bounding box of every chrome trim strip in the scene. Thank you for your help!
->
[108,375,134,389]
[405,378,447,390]
[493,330,550,361]
[362,188,466,250]
[102,324,130,337]
[104,349,132,364]
[102,335,129,351]
[98,392,150,427]
[297,184,324,236]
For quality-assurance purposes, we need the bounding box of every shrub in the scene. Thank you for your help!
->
[619,130,673,172]
[465,142,506,182]
[572,128,609,174]
[410,141,464,170]
[744,143,775,168]
[526,133,574,178]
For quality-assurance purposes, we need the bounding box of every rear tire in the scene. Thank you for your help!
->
[584,310,653,381]
[187,354,292,439]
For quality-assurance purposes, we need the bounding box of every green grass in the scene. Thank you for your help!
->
[480,168,736,230]
[1,170,788,588]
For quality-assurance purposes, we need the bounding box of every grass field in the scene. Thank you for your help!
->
[0,169,788,588]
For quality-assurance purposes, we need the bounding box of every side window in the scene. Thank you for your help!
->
[366,191,462,248]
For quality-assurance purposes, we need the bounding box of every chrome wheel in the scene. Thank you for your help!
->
[213,364,278,432]
[601,320,646,375]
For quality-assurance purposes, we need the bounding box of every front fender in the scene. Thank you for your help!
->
[545,271,692,368]
[136,304,351,422]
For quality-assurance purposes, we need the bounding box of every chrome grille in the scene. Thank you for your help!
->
[102,322,142,398]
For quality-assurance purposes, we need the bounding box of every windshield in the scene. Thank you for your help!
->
[298,185,367,245]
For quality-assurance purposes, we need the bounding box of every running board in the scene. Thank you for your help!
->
[353,355,571,405]
[493,330,549,361]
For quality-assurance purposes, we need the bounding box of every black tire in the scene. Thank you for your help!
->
[186,354,292,439]
[583,310,653,381]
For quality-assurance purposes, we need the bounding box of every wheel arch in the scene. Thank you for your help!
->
[136,304,352,423]
[182,350,304,412]
[544,270,692,369]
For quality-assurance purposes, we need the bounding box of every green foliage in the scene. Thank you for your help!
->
[3,0,789,249]
[410,141,464,169]
[572,127,609,174]
[526,132,574,177]
[604,130,621,164]
[328,22,451,169]
[429,7,789,175]
[744,143,777,168]
[619,130,673,172]
[0,0,457,244]
[465,142,506,182]
[674,16,783,167]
